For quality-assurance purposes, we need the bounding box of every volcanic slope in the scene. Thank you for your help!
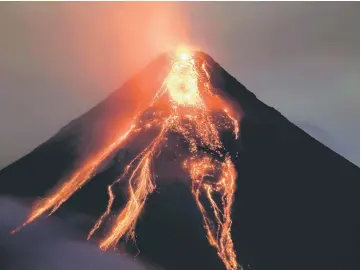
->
[0,52,359,270]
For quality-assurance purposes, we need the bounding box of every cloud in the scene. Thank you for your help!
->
[0,196,158,270]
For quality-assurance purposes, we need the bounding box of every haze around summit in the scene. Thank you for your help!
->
[0,1,359,167]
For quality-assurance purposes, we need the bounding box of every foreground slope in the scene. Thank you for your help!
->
[0,52,359,270]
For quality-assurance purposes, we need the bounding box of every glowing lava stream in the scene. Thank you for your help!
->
[15,48,242,270]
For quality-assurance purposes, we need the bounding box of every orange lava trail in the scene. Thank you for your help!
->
[16,48,242,270]
[12,126,136,234]
[87,185,115,240]
[186,156,238,270]
[98,122,169,250]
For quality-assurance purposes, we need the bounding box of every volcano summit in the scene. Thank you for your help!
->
[0,50,359,270]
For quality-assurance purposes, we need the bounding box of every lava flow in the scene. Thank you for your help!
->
[14,48,242,270]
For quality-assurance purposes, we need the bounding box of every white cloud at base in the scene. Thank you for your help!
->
[0,197,158,270]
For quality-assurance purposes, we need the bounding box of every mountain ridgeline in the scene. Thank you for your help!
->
[0,52,359,270]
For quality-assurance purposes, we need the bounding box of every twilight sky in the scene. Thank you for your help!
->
[0,2,359,167]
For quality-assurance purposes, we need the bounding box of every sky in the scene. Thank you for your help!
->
[0,1,359,167]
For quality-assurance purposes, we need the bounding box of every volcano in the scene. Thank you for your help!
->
[0,51,359,270]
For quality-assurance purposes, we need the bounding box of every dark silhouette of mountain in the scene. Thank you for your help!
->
[0,52,359,270]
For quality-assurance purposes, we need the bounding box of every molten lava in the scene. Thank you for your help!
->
[14,49,242,270]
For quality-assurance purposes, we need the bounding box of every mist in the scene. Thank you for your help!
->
[0,196,161,270]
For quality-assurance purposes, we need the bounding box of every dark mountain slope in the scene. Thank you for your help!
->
[0,52,359,270]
